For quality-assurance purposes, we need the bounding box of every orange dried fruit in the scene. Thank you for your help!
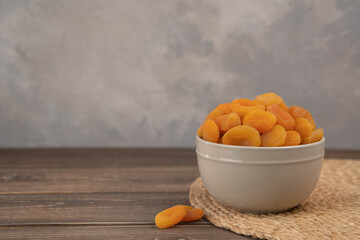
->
[196,93,322,147]
[202,120,220,143]
[214,113,241,134]
[304,128,324,144]
[243,110,276,133]
[232,98,263,106]
[223,125,261,147]
[216,103,233,114]
[205,109,224,120]
[197,122,204,138]
[267,104,295,131]
[278,101,289,112]
[293,117,314,143]
[254,92,285,108]
[155,205,187,229]
[261,125,287,147]
[198,108,224,138]
[283,131,301,146]
[230,99,265,119]
[289,106,316,130]
[178,205,204,222]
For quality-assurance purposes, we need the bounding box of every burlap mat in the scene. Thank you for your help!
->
[189,159,360,240]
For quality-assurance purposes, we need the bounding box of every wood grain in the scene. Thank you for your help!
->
[0,192,210,225]
[324,149,360,159]
[0,149,200,193]
[0,148,358,239]
[0,225,245,240]
[0,148,197,169]
[0,166,199,193]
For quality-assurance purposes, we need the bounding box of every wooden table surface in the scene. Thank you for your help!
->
[0,148,359,240]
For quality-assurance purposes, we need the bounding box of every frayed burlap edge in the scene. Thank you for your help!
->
[189,159,360,240]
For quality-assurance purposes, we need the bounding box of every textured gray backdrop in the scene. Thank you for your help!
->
[0,0,359,149]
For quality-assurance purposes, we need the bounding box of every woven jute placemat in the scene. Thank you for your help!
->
[189,159,360,240]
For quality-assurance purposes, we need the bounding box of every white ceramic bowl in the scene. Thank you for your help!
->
[196,135,325,213]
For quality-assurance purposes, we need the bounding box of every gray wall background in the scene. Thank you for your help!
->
[0,0,359,149]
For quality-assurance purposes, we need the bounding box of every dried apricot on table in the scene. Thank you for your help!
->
[222,125,261,147]
[155,205,187,229]
[243,110,276,133]
[261,125,287,147]
[202,120,220,143]
[283,130,301,146]
[254,92,287,109]
[289,106,316,130]
[293,117,314,143]
[304,128,324,144]
[267,104,295,130]
[179,205,204,222]
[214,113,241,134]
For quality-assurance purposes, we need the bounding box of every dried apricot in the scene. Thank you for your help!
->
[198,108,224,138]
[205,109,224,120]
[230,104,265,119]
[155,205,187,229]
[179,205,204,222]
[214,113,241,134]
[261,125,287,147]
[222,125,261,147]
[293,118,313,143]
[254,93,285,108]
[267,104,295,131]
[243,110,276,133]
[216,103,232,114]
[197,122,204,138]
[232,98,263,106]
[283,131,301,146]
[202,120,220,143]
[278,101,289,112]
[196,93,322,147]
[289,106,316,130]
[304,128,324,144]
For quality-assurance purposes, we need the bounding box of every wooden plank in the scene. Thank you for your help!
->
[0,225,249,240]
[325,149,360,159]
[0,148,358,170]
[0,148,198,169]
[0,166,199,193]
[0,192,210,225]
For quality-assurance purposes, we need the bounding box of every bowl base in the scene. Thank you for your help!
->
[233,205,298,214]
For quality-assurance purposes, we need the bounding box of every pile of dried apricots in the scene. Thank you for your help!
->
[197,93,324,147]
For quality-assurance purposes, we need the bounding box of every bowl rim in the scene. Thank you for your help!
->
[196,134,325,150]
